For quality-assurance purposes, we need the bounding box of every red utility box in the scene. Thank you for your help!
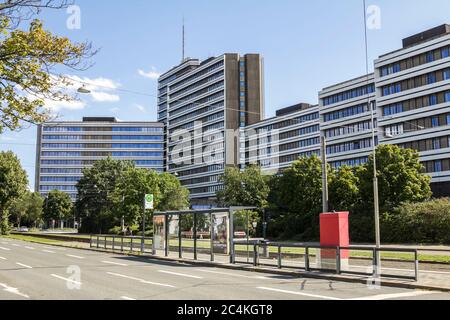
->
[320,212,350,261]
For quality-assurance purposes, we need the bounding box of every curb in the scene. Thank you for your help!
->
[17,238,450,294]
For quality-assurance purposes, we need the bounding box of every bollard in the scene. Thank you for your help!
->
[336,246,341,274]
[305,247,310,271]
[415,250,419,282]
[277,245,282,269]
[112,236,115,251]
[121,236,124,252]
[97,235,99,249]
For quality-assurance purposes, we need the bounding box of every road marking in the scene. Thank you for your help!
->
[350,291,436,300]
[0,283,30,299]
[198,269,269,279]
[12,244,20,247]
[0,246,11,251]
[16,263,32,269]
[42,250,55,254]
[66,254,85,259]
[257,287,342,300]
[44,246,65,251]
[158,270,203,279]
[51,274,82,286]
[107,272,175,288]
[0,256,6,260]
[350,264,450,276]
[101,261,128,266]
[121,296,136,300]
[24,246,35,250]
[1,242,8,245]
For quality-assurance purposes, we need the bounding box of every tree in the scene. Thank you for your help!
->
[112,167,161,228]
[76,158,134,233]
[268,156,324,239]
[328,165,361,212]
[157,172,190,211]
[217,165,270,209]
[42,190,72,228]
[358,144,432,213]
[0,151,28,234]
[0,1,95,133]
[9,191,44,228]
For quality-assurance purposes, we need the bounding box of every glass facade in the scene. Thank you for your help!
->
[38,121,165,201]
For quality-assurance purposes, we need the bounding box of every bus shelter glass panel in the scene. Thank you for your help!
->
[232,210,252,263]
[212,212,229,256]
[180,213,194,259]
[196,213,212,261]
[167,215,180,257]
[153,215,166,256]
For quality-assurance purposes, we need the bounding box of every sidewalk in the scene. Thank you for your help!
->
[12,236,450,293]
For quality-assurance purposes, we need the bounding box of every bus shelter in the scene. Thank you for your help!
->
[153,207,257,263]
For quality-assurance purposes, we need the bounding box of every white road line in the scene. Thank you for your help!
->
[158,270,203,279]
[350,264,450,276]
[0,246,11,251]
[24,246,35,250]
[257,287,342,300]
[198,269,269,279]
[107,272,175,288]
[101,261,128,267]
[1,242,8,245]
[42,250,55,254]
[16,263,32,269]
[0,256,6,260]
[0,283,30,299]
[12,244,20,247]
[66,254,85,259]
[51,274,82,286]
[121,296,136,300]
[44,246,65,251]
[350,291,436,300]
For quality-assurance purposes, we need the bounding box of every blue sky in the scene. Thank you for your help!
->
[1,0,450,190]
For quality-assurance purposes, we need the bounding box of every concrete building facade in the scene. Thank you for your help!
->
[35,117,164,201]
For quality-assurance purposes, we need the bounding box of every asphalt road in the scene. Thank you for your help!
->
[0,237,449,300]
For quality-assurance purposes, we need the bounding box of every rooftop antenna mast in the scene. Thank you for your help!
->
[182,16,185,62]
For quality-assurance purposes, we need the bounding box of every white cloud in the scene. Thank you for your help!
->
[91,91,120,102]
[134,104,147,112]
[138,67,161,80]
[42,98,86,112]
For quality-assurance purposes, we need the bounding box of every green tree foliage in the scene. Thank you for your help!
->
[42,190,73,227]
[76,158,190,234]
[0,1,95,133]
[381,198,450,244]
[157,172,190,211]
[268,156,324,240]
[76,158,134,233]
[217,165,270,208]
[9,191,44,228]
[328,165,361,212]
[358,144,432,213]
[0,151,28,234]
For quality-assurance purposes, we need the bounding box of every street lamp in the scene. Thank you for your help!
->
[77,85,91,94]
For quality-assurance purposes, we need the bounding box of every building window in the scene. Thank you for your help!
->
[446,92,450,102]
[433,138,441,150]
[447,115,450,125]
[426,52,434,63]
[435,160,443,172]
[429,94,438,105]
[444,70,450,81]
[432,117,439,127]
[443,47,450,58]
[393,63,401,73]
[427,73,436,85]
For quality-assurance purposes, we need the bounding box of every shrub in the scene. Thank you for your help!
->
[381,198,450,244]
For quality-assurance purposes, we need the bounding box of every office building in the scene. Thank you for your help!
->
[319,75,377,169]
[375,24,450,197]
[240,103,320,173]
[35,117,164,201]
[157,54,264,207]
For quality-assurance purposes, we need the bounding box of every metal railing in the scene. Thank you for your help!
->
[231,241,419,281]
[90,235,153,254]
